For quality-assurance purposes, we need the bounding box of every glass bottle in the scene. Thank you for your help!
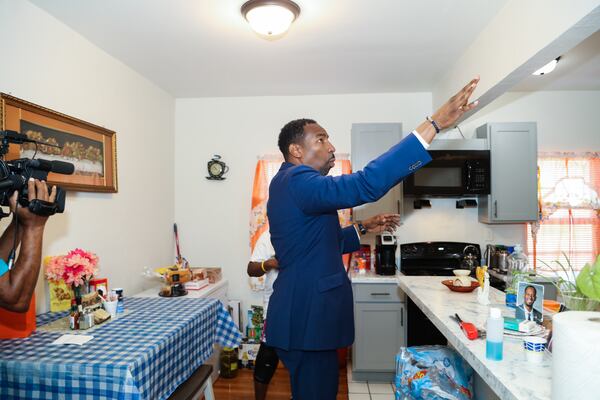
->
[219,347,239,378]
[73,303,81,330]
[69,299,77,330]
[507,244,530,291]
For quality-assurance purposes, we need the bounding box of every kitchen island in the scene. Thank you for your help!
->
[397,275,551,400]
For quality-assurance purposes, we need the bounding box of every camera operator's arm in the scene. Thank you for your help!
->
[0,218,22,261]
[0,179,56,312]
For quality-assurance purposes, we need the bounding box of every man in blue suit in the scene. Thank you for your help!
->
[266,77,480,399]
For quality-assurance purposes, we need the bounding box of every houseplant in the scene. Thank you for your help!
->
[538,253,600,311]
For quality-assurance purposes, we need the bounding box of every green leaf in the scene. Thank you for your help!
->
[576,255,600,301]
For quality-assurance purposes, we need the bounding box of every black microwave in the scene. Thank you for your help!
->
[404,150,490,196]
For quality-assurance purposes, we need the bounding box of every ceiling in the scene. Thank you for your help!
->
[30,0,509,98]
[512,28,600,92]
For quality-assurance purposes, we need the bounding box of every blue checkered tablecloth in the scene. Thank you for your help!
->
[0,296,242,400]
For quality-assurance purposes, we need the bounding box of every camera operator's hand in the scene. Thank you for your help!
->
[9,178,57,228]
[0,179,57,312]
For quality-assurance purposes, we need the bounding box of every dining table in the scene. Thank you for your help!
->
[0,296,242,400]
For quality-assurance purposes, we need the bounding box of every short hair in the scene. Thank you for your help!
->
[278,118,316,160]
[525,285,537,296]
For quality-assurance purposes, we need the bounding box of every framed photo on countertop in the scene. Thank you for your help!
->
[516,281,544,324]
[0,93,117,192]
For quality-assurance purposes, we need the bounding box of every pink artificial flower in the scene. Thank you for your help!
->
[44,249,99,287]
[44,255,66,281]
[67,248,99,267]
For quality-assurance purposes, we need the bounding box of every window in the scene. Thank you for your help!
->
[526,154,600,276]
[249,155,352,250]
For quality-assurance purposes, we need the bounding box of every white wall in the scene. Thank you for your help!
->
[176,90,600,313]
[433,0,600,109]
[174,93,432,312]
[0,1,594,323]
[0,0,175,312]
[462,90,600,151]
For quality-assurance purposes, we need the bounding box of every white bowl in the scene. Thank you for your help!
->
[453,269,471,277]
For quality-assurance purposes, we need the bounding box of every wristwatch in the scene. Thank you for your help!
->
[356,221,368,235]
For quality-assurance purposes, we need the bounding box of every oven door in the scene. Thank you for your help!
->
[404,150,490,196]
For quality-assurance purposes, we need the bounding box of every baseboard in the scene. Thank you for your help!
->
[350,370,394,382]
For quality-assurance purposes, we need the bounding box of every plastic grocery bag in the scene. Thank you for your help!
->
[394,346,473,400]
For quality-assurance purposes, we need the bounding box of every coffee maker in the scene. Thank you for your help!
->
[375,233,397,275]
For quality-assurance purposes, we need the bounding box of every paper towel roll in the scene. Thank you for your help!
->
[552,311,600,400]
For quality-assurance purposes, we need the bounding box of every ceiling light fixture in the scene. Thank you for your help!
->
[532,56,561,76]
[241,0,301,37]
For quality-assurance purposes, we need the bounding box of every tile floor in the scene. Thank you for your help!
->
[346,368,395,400]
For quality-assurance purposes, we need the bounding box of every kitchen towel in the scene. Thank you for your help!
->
[551,311,600,400]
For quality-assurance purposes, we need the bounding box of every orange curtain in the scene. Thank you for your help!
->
[336,159,353,269]
[591,157,600,257]
[336,159,353,226]
[249,160,271,252]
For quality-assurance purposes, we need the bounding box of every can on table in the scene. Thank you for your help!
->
[114,288,124,314]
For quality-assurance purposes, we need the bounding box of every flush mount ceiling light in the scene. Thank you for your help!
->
[533,56,561,76]
[241,0,301,37]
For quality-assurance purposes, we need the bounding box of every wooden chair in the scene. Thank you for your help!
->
[167,364,214,400]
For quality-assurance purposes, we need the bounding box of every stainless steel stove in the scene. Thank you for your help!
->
[400,241,481,276]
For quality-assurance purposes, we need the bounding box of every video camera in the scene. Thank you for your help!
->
[0,130,74,218]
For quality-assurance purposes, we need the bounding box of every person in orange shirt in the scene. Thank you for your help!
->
[0,179,56,312]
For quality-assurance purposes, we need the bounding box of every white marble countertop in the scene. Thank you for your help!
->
[397,276,551,400]
[350,270,401,283]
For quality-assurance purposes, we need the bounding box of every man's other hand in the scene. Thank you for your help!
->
[9,178,57,228]
[362,213,400,233]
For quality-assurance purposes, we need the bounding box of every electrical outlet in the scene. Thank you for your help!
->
[485,228,494,242]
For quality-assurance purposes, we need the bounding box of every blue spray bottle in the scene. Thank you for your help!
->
[486,307,504,360]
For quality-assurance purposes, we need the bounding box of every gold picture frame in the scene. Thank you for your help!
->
[0,93,117,192]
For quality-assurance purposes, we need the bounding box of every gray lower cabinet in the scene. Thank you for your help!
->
[352,282,406,381]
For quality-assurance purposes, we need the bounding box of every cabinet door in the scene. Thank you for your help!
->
[351,123,403,221]
[477,123,538,223]
[353,302,405,372]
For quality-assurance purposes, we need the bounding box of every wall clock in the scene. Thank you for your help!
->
[206,155,229,180]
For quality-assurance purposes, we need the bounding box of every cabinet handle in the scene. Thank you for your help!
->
[401,307,404,326]
[370,292,390,296]
[397,200,401,215]
[494,200,498,218]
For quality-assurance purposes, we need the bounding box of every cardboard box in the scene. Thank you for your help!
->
[239,341,261,362]
[204,267,222,284]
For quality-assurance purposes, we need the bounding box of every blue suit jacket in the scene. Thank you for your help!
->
[266,133,431,351]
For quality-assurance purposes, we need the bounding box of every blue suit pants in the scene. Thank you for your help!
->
[275,348,339,400]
